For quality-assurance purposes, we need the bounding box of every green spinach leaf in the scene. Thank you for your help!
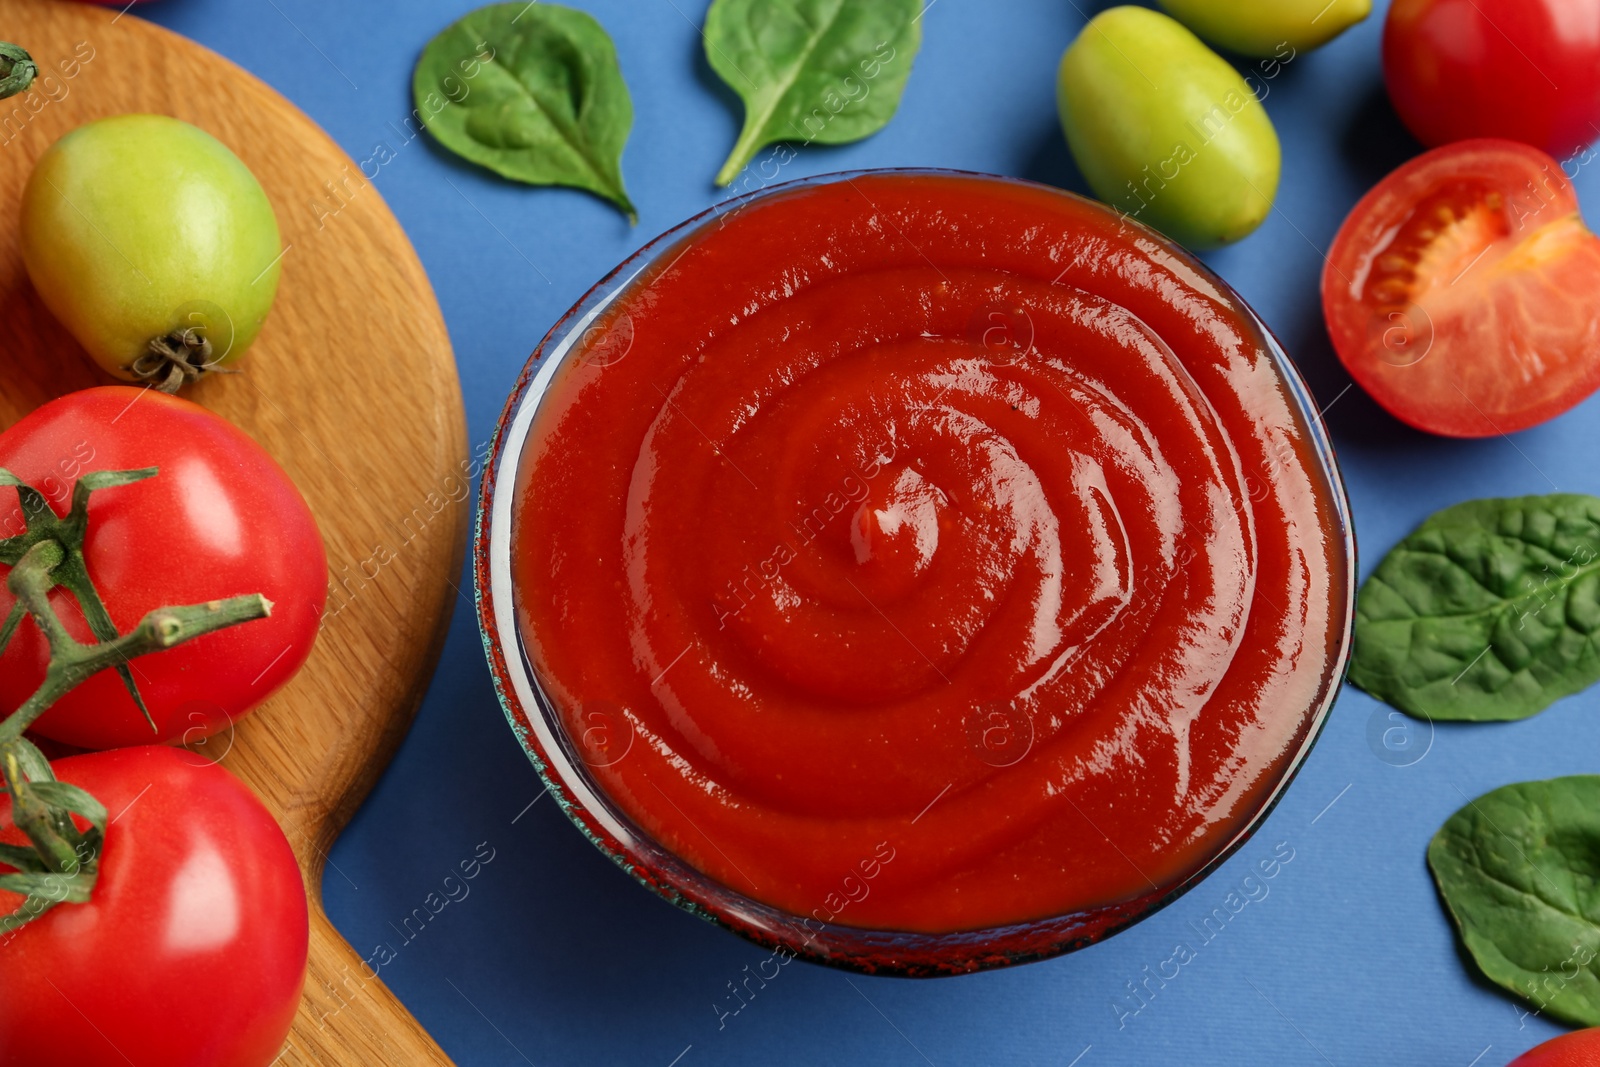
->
[414,3,636,220]
[1430,776,1600,1027]
[1350,494,1600,721]
[704,0,923,186]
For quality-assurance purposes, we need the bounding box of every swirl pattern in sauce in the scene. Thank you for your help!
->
[513,173,1348,933]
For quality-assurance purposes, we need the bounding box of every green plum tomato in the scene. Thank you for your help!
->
[1158,0,1370,58]
[1057,6,1281,249]
[20,114,282,391]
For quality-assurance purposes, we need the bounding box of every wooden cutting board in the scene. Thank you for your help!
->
[0,2,462,1063]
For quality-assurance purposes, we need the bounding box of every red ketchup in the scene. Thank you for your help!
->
[513,173,1348,933]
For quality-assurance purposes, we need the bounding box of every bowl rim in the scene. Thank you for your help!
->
[472,165,1358,977]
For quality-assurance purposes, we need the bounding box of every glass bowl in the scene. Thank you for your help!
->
[474,168,1356,977]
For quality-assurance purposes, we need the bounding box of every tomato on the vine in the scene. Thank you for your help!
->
[1509,1028,1600,1066]
[1322,139,1600,437]
[0,746,308,1067]
[1384,0,1600,159]
[0,387,327,749]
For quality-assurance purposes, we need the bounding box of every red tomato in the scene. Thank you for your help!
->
[1384,0,1600,159]
[0,747,308,1067]
[1322,139,1600,437]
[0,387,326,748]
[1510,1029,1600,1066]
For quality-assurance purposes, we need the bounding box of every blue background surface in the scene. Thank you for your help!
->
[132,0,1600,1063]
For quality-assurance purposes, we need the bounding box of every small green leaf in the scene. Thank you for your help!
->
[69,469,157,517]
[0,466,161,723]
[4,737,53,787]
[0,844,48,873]
[414,3,636,220]
[0,468,55,549]
[0,44,38,102]
[30,781,107,833]
[1430,776,1600,1026]
[1349,494,1600,721]
[705,0,924,186]
[0,871,93,905]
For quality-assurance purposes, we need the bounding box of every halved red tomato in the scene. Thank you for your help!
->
[1323,139,1600,437]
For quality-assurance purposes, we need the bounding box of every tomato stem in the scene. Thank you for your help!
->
[0,44,36,101]
[131,328,238,394]
[0,738,106,936]
[0,539,272,745]
[2,746,79,873]
[2,466,164,727]
[0,467,273,936]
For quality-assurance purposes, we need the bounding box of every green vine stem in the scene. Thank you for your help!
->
[0,44,36,100]
[2,744,82,873]
[0,539,272,745]
[0,737,103,936]
[1,467,164,729]
[0,479,272,935]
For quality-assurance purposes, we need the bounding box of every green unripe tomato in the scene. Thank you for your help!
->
[1057,6,1281,249]
[1158,0,1370,58]
[20,114,282,389]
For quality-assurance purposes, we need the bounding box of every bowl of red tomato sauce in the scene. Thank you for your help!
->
[475,170,1355,975]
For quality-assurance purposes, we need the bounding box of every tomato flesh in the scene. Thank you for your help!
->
[1384,0,1600,160]
[1323,139,1600,437]
[0,747,308,1067]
